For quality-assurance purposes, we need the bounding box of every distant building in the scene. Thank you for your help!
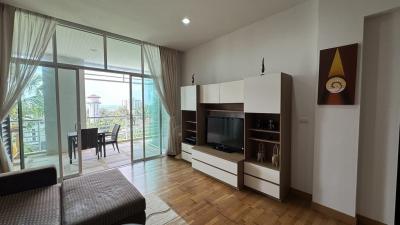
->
[87,94,101,118]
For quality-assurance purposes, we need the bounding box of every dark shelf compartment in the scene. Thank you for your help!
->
[182,110,197,145]
[248,137,280,145]
[207,109,243,113]
[185,121,197,124]
[248,128,280,134]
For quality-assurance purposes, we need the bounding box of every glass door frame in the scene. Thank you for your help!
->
[72,70,165,175]
[129,75,165,164]
[51,22,165,167]
[8,20,167,179]
[55,67,82,180]
[8,65,82,181]
[11,64,165,179]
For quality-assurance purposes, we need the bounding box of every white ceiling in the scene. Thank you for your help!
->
[1,0,305,51]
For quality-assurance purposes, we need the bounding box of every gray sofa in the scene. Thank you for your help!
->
[0,166,146,225]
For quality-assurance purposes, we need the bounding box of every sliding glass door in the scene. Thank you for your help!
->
[83,70,132,171]
[3,67,167,178]
[131,77,144,160]
[4,67,81,178]
[20,67,60,175]
[144,78,162,158]
[2,23,169,179]
[58,68,80,177]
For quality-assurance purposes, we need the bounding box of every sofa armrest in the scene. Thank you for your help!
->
[0,165,57,196]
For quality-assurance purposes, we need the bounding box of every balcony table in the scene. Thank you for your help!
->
[67,131,106,164]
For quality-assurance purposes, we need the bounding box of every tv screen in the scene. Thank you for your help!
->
[207,116,244,152]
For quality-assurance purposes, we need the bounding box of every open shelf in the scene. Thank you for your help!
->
[245,113,281,165]
[182,110,197,145]
[248,137,280,145]
[185,121,197,124]
[207,109,243,113]
[248,128,280,134]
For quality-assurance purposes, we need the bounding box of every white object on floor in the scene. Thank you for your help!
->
[145,194,186,225]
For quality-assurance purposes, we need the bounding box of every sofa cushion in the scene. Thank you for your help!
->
[62,169,145,225]
[0,185,61,225]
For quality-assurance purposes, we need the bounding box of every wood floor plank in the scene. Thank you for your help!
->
[119,157,349,225]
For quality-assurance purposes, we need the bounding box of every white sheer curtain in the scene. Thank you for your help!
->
[143,44,180,156]
[0,3,16,173]
[0,7,56,173]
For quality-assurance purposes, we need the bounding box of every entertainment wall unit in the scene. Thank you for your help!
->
[180,73,292,200]
[181,85,198,162]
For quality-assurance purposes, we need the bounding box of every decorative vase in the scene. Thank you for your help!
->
[272,144,279,167]
[260,57,265,76]
[257,143,265,163]
[255,120,263,129]
[267,119,275,130]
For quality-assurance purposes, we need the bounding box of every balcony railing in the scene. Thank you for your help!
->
[86,115,138,141]
[86,114,161,141]
[7,114,162,160]
[10,119,46,156]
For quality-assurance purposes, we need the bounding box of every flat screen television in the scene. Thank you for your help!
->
[206,116,244,153]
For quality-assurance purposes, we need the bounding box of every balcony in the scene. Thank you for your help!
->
[7,115,162,175]
[1,69,168,177]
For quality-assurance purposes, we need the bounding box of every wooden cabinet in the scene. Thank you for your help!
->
[219,80,244,103]
[181,143,193,163]
[200,83,219,103]
[244,161,280,184]
[181,86,198,148]
[244,174,280,199]
[180,72,292,201]
[244,73,285,114]
[243,73,292,201]
[181,85,197,111]
[192,145,244,189]
[200,80,244,104]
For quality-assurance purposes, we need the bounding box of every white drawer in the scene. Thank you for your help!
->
[182,151,192,163]
[192,149,237,174]
[193,159,237,188]
[244,162,280,184]
[244,174,280,199]
[181,143,194,154]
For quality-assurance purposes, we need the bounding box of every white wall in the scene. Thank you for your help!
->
[182,0,400,221]
[313,0,400,218]
[357,10,400,225]
[183,0,319,194]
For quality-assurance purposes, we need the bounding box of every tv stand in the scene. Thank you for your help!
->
[214,144,232,153]
[191,145,244,189]
[180,73,292,200]
[215,144,224,150]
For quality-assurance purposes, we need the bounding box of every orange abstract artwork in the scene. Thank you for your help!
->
[317,44,358,105]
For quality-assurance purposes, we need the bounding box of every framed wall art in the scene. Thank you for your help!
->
[317,43,358,105]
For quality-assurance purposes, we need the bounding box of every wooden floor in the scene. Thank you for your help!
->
[119,157,347,225]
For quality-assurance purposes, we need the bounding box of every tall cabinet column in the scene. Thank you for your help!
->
[243,73,292,200]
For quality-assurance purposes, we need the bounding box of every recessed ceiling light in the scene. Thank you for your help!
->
[182,17,190,25]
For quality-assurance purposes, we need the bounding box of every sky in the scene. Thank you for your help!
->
[84,70,154,108]
[85,79,130,107]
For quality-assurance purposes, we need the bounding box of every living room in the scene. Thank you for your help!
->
[0,0,399,225]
